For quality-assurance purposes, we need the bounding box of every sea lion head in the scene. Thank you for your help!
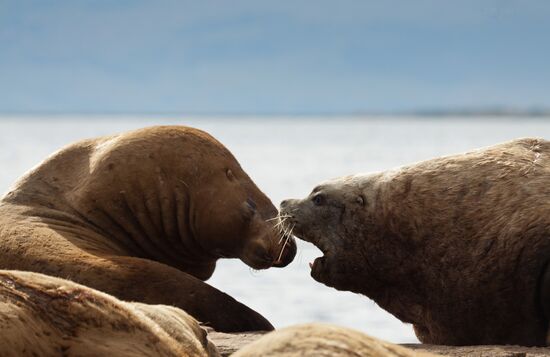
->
[140,127,297,272]
[279,174,402,293]
[66,126,296,277]
[193,161,297,271]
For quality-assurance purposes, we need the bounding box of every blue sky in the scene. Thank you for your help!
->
[1,0,549,114]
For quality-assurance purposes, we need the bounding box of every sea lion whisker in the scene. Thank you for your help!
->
[276,217,291,243]
[284,220,295,236]
[277,220,289,234]
[276,223,295,263]
[266,216,287,222]
[282,221,295,240]
[275,214,292,219]
[274,217,290,238]
[276,238,288,263]
[274,219,286,230]
[271,213,291,226]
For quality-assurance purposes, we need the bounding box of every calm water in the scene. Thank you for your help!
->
[1,115,549,343]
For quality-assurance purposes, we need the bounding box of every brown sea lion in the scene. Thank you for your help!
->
[280,138,550,346]
[0,125,296,332]
[233,323,440,357]
[0,269,219,357]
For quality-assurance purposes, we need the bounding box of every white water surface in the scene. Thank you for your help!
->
[1,115,549,343]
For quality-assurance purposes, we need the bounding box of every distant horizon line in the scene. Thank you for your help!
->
[1,109,550,118]
[1,106,550,117]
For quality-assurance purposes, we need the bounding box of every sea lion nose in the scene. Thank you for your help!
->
[280,199,292,209]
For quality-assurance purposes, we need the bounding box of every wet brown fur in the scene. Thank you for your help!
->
[281,138,550,346]
[0,269,219,357]
[233,323,440,357]
[0,126,296,332]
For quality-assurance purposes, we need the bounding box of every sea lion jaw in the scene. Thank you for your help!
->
[226,192,296,270]
[279,192,347,287]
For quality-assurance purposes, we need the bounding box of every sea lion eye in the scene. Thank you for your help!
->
[246,198,257,211]
[243,198,257,220]
[312,194,324,206]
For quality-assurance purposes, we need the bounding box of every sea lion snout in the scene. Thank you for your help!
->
[279,199,294,211]
[239,236,296,269]
[272,231,297,267]
[238,212,297,269]
[280,190,355,288]
[279,199,304,233]
[279,196,331,245]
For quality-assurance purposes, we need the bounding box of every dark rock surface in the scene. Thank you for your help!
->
[208,331,550,357]
[405,344,550,357]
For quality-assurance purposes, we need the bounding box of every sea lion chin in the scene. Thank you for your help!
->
[281,138,550,346]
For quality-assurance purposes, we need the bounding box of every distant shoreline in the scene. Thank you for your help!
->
[0,110,550,119]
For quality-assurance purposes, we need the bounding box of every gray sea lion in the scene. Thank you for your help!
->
[0,126,296,332]
[280,138,550,345]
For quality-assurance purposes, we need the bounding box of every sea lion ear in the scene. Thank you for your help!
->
[356,195,365,206]
[226,169,235,181]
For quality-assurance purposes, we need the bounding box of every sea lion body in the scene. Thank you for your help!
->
[0,270,219,357]
[0,126,296,332]
[233,323,440,357]
[281,138,550,345]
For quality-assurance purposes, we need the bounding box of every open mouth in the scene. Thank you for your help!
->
[308,245,329,273]
[295,233,330,273]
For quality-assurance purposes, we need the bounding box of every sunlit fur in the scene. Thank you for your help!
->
[0,270,219,357]
[233,323,440,357]
[0,126,295,332]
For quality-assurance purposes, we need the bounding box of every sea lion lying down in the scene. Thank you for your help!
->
[0,270,219,357]
[281,138,550,346]
[233,323,440,357]
[0,126,296,332]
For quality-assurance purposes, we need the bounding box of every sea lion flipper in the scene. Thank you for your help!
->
[0,237,273,333]
[98,255,275,333]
